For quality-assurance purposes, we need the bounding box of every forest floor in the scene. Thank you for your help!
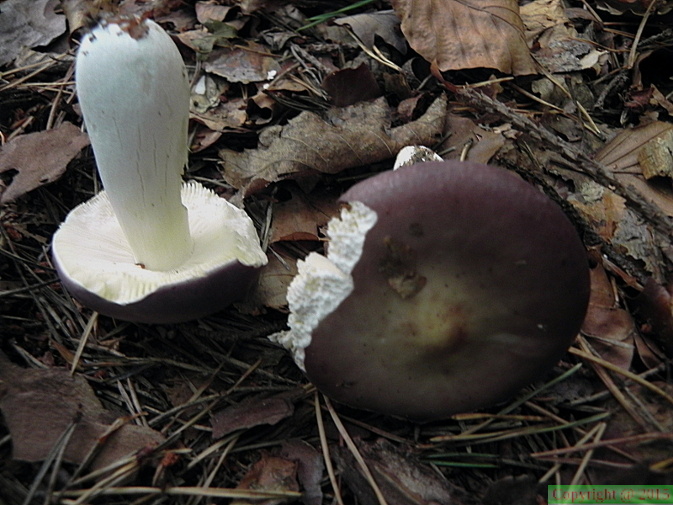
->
[1,0,673,504]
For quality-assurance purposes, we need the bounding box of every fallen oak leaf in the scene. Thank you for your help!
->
[391,0,536,75]
[0,122,89,204]
[0,352,165,470]
[219,94,447,195]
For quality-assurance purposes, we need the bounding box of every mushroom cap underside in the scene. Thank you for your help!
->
[52,182,267,324]
[55,257,259,324]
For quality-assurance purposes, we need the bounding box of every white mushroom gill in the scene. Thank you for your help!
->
[75,19,192,271]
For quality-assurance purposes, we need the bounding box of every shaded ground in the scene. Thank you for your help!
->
[1,0,673,504]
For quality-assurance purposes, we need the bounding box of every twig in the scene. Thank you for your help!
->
[325,396,389,505]
[315,392,345,505]
[569,343,673,407]
[70,312,97,375]
[532,431,673,458]
[570,422,606,485]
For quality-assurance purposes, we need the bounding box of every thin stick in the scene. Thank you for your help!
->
[70,312,98,375]
[315,392,345,505]
[569,344,673,407]
[570,422,607,485]
[324,396,389,505]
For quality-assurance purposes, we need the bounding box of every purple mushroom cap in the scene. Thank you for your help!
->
[301,161,590,420]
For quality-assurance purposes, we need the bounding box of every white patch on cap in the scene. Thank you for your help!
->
[269,201,377,369]
[393,145,443,170]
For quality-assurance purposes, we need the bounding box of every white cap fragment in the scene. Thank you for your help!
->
[269,201,377,369]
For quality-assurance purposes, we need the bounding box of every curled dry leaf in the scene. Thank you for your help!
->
[279,440,324,505]
[521,0,607,74]
[391,0,536,75]
[270,186,339,243]
[441,114,506,164]
[581,258,636,370]
[0,0,66,66]
[0,352,165,469]
[211,392,297,439]
[0,122,89,204]
[232,454,299,505]
[204,41,280,84]
[317,10,407,54]
[220,94,448,194]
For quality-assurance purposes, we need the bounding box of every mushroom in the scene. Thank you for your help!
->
[271,160,590,421]
[51,18,267,324]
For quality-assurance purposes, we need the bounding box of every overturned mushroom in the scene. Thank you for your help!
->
[51,18,267,324]
[272,160,590,421]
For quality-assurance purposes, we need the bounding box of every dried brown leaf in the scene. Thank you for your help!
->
[0,122,89,204]
[232,455,299,505]
[270,187,339,243]
[322,64,381,107]
[195,1,235,23]
[331,10,407,53]
[252,251,299,310]
[0,352,165,469]
[521,0,607,73]
[220,95,447,195]
[335,438,467,505]
[596,121,673,175]
[280,440,324,505]
[0,0,66,66]
[581,261,636,370]
[211,393,295,439]
[204,42,280,84]
[441,114,506,164]
[391,0,536,75]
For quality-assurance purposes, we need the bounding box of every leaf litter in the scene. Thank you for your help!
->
[1,0,673,503]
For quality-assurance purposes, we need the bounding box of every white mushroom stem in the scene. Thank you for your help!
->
[76,19,192,271]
